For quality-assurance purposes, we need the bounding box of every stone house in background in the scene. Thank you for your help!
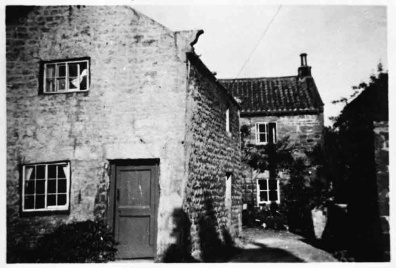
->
[6,6,242,261]
[220,54,324,207]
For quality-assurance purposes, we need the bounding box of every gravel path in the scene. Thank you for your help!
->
[230,228,339,262]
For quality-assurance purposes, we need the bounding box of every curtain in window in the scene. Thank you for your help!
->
[25,166,34,181]
[62,164,69,179]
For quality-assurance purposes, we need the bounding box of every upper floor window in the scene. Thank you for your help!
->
[255,122,277,144]
[22,161,71,212]
[42,58,90,93]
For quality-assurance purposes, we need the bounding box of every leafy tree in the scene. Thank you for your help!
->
[325,64,388,261]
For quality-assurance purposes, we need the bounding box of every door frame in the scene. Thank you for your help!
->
[107,159,160,259]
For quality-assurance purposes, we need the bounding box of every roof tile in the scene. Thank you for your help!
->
[219,76,324,115]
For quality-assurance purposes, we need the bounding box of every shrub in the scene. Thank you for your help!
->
[35,220,117,263]
[242,203,288,230]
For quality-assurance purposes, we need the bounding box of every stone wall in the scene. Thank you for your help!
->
[6,5,197,259]
[241,113,323,149]
[373,121,390,259]
[183,53,242,260]
[240,113,323,206]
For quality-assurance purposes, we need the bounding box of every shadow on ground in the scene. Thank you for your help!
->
[230,241,304,262]
[162,194,304,263]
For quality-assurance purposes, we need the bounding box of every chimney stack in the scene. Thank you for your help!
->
[298,53,312,79]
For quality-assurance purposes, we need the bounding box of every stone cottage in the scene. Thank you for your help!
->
[219,54,324,207]
[6,6,242,261]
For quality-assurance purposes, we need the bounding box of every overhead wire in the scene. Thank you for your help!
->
[236,5,283,78]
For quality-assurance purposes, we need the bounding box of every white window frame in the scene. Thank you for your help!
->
[225,173,232,227]
[43,59,90,93]
[255,122,277,144]
[226,108,230,132]
[22,161,71,212]
[257,178,280,205]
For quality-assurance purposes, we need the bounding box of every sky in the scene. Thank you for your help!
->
[132,1,388,126]
[0,0,390,126]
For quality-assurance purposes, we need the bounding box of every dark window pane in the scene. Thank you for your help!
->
[269,190,278,201]
[80,76,87,90]
[36,180,45,194]
[259,134,267,142]
[260,191,268,202]
[24,195,34,209]
[25,166,35,194]
[58,179,67,193]
[268,127,274,143]
[80,63,88,90]
[25,180,35,194]
[47,194,56,206]
[36,195,45,209]
[58,194,67,206]
[46,64,55,78]
[258,180,267,190]
[80,62,87,71]
[57,78,66,90]
[269,123,276,143]
[36,165,45,179]
[28,167,36,180]
[58,64,66,77]
[48,179,56,193]
[46,78,55,92]
[269,180,277,190]
[48,165,56,178]
[68,63,78,76]
[258,124,266,132]
[58,166,66,178]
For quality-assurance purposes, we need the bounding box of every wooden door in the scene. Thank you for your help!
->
[114,162,158,259]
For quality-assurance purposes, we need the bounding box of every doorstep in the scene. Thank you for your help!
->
[113,258,155,263]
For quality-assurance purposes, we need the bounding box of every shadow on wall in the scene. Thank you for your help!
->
[162,209,196,262]
[162,196,306,263]
[197,196,237,262]
[163,196,237,262]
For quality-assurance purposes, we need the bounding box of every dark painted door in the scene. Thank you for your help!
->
[114,163,158,259]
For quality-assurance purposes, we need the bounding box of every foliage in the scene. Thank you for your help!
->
[324,64,388,261]
[326,64,388,203]
[241,136,295,175]
[330,63,388,126]
[34,220,117,263]
[242,202,288,230]
[240,130,332,233]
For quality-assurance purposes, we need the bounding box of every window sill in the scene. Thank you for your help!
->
[257,201,281,206]
[43,90,89,95]
[256,142,277,145]
[20,209,70,217]
[256,142,268,145]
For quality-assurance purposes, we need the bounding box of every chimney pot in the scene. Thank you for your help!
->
[298,53,311,79]
[300,53,308,66]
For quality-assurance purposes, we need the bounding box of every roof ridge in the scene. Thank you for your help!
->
[218,76,297,81]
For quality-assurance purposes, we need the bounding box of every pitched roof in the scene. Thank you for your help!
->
[219,76,324,116]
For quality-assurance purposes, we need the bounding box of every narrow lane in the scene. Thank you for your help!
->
[230,228,339,262]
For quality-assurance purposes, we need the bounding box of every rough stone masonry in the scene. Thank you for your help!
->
[6,6,242,261]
